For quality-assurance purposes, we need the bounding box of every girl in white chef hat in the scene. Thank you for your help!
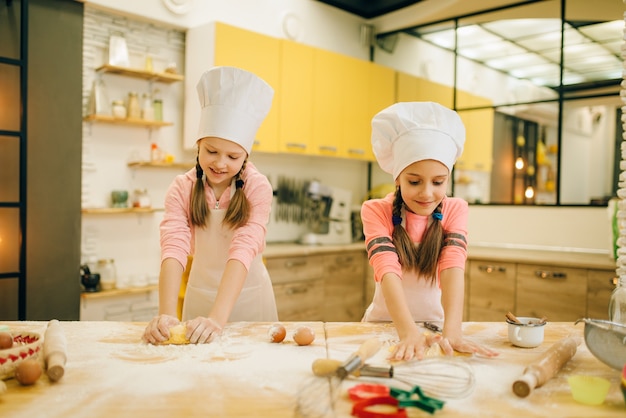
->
[143,66,278,345]
[362,102,498,360]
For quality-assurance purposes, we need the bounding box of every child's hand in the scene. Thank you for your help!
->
[443,336,499,358]
[142,314,180,344]
[185,316,223,344]
[389,329,442,361]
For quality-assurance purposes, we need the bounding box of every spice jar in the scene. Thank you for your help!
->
[153,89,163,121]
[133,189,151,208]
[127,92,140,119]
[112,100,127,119]
[141,93,154,121]
[97,259,117,291]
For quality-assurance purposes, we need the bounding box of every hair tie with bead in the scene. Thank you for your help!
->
[392,215,402,226]
[432,212,443,221]
[235,179,244,189]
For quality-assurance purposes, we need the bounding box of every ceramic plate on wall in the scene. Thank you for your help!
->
[162,0,193,15]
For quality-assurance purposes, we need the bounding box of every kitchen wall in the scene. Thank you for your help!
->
[81,0,617,287]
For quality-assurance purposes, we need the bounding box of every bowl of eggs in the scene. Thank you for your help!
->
[0,330,42,381]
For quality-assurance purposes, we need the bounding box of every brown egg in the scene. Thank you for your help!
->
[293,325,315,346]
[15,359,42,386]
[268,323,286,343]
[0,332,13,350]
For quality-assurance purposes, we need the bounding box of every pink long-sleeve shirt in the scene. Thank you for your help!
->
[159,162,272,271]
[361,193,469,283]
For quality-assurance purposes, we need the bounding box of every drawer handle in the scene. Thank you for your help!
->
[335,256,355,264]
[478,265,506,273]
[285,260,307,268]
[348,148,365,155]
[535,270,567,279]
[286,285,310,295]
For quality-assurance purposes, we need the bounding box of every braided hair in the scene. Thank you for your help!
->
[391,186,445,282]
[189,157,250,229]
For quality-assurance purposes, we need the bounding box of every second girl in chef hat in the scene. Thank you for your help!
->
[144,66,278,345]
[361,102,499,360]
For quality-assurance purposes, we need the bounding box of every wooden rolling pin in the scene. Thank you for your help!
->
[43,319,67,382]
[512,336,581,398]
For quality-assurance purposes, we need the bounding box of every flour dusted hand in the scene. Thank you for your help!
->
[143,314,180,345]
[185,317,223,344]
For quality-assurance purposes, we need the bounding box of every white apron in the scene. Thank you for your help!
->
[362,206,444,323]
[362,271,444,322]
[182,185,278,322]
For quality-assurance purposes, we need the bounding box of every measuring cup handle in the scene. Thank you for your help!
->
[514,325,522,342]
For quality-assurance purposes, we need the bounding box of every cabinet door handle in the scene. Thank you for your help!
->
[348,148,365,155]
[535,270,567,279]
[286,285,310,295]
[285,260,306,268]
[285,142,307,149]
[478,264,506,273]
[319,145,337,152]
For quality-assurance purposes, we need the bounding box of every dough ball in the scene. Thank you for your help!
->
[158,324,190,345]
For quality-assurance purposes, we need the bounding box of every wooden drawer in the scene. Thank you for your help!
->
[265,254,325,284]
[467,260,516,321]
[273,279,324,321]
[323,252,366,321]
[516,263,587,321]
[587,269,617,320]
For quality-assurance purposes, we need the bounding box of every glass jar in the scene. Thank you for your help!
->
[132,189,151,208]
[153,89,163,121]
[609,275,626,325]
[127,92,140,119]
[97,259,117,291]
[112,100,127,119]
[141,93,154,121]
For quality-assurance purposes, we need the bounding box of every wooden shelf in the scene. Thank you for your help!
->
[83,114,173,127]
[127,161,193,169]
[81,207,164,214]
[81,284,158,299]
[96,64,183,83]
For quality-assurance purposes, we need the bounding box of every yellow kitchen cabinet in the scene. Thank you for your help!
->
[341,55,371,160]
[184,22,280,151]
[323,251,366,321]
[586,268,616,320]
[312,48,345,158]
[278,39,313,154]
[466,260,516,321]
[357,62,396,161]
[455,91,494,172]
[396,71,453,108]
[516,263,587,321]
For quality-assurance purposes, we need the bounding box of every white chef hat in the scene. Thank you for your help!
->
[371,102,465,179]
[196,66,274,154]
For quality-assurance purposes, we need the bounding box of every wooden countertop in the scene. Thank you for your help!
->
[264,242,616,270]
[0,321,623,417]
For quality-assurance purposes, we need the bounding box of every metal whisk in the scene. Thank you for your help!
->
[295,338,382,418]
[312,357,475,399]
